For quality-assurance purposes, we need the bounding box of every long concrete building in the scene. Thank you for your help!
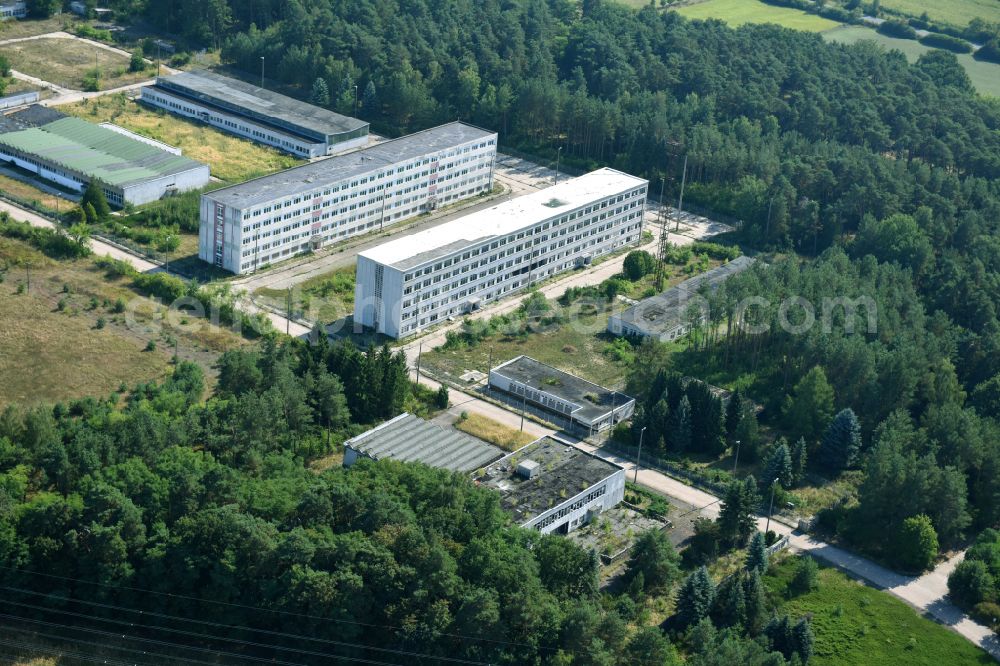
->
[355,167,648,338]
[199,122,497,274]
[0,114,209,206]
[141,71,369,158]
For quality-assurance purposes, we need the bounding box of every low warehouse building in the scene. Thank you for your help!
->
[142,71,369,158]
[343,412,504,472]
[478,436,625,534]
[607,256,756,342]
[0,114,209,206]
[489,355,635,435]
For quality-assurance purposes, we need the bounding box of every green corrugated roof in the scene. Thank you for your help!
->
[0,117,206,188]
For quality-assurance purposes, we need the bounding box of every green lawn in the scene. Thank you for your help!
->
[674,0,842,31]
[824,25,1000,98]
[873,0,1000,29]
[765,556,995,666]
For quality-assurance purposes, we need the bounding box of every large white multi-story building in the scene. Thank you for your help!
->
[354,167,648,338]
[198,122,497,274]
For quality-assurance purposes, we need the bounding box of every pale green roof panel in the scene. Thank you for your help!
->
[0,117,206,188]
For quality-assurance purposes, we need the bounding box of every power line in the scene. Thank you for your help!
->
[0,564,549,653]
[0,634,143,666]
[0,591,491,666]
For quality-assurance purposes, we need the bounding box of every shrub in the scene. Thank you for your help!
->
[790,556,819,596]
[690,241,741,261]
[975,40,1000,64]
[145,340,157,352]
[878,20,917,39]
[949,560,995,607]
[918,33,973,53]
[896,515,938,572]
[972,602,1000,629]
[95,317,106,329]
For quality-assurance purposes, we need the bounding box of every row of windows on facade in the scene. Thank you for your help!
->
[400,224,639,321]
[397,230,639,332]
[145,92,315,155]
[235,141,496,220]
[401,218,641,311]
[238,164,491,229]
[238,178,490,256]
[401,191,645,283]
[509,381,578,415]
[237,183,490,269]
[533,484,608,530]
[0,150,124,205]
[402,203,643,296]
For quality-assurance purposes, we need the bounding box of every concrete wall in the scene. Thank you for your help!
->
[355,255,404,337]
[121,164,210,206]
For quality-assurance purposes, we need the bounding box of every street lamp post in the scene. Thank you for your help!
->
[732,439,742,477]
[764,477,779,538]
[634,426,647,483]
[353,84,359,117]
[554,146,562,185]
[260,57,265,88]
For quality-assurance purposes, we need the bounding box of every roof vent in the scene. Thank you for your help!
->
[517,459,541,480]
[542,198,568,208]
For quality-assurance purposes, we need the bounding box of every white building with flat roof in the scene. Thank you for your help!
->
[355,167,648,338]
[198,122,497,274]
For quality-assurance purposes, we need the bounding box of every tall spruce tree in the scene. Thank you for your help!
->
[764,442,794,488]
[819,408,861,472]
[676,566,716,628]
[790,437,808,485]
[310,77,330,106]
[671,395,692,452]
[746,531,768,574]
[711,573,746,629]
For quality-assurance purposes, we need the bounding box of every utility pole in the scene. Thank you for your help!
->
[675,153,688,233]
[764,477,779,538]
[353,84,359,117]
[415,341,423,383]
[285,287,291,335]
[520,393,526,431]
[553,146,562,185]
[634,426,646,483]
[732,439,742,477]
[654,176,669,291]
[260,56,265,89]
[487,347,493,394]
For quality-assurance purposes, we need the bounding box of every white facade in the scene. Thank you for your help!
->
[200,122,497,274]
[0,144,209,207]
[355,168,648,339]
[0,1,26,18]
[141,87,363,159]
[527,468,625,534]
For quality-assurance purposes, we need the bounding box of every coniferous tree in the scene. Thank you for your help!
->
[718,476,760,547]
[362,80,378,114]
[819,408,861,472]
[746,531,768,574]
[624,529,681,594]
[82,181,111,221]
[790,437,808,485]
[793,618,815,664]
[764,442,794,489]
[676,566,716,629]
[782,366,834,444]
[671,395,692,453]
[742,569,768,635]
[310,77,330,106]
[710,574,746,629]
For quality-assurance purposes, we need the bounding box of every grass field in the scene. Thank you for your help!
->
[0,237,245,408]
[765,556,995,665]
[873,0,1000,29]
[674,0,842,31]
[255,266,356,324]
[62,95,303,183]
[0,173,66,213]
[454,413,536,451]
[1,38,149,91]
[824,25,1000,97]
[0,17,77,40]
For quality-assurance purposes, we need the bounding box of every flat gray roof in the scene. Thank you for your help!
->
[614,256,756,335]
[154,70,366,138]
[205,121,496,209]
[344,413,504,472]
[479,436,622,525]
[491,355,634,423]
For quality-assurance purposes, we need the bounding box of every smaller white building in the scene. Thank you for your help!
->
[0,1,26,19]
[478,436,626,534]
[489,355,635,434]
